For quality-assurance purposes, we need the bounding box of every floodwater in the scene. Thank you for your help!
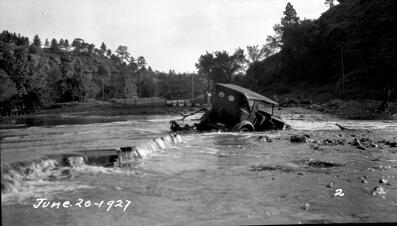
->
[1,110,397,225]
[1,115,177,163]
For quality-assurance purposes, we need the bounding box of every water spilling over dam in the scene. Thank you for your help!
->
[1,133,183,197]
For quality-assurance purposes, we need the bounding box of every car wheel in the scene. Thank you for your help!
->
[238,126,252,132]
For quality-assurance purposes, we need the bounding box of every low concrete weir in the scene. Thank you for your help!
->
[116,133,183,166]
[1,134,183,194]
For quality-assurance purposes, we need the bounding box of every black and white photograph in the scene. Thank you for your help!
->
[1,0,396,225]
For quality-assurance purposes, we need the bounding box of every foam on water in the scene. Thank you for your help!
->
[1,180,93,205]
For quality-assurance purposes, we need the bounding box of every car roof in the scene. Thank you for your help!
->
[216,83,279,106]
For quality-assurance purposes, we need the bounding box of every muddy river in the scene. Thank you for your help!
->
[1,109,397,225]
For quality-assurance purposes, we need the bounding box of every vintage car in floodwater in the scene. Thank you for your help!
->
[195,83,289,132]
[171,83,289,132]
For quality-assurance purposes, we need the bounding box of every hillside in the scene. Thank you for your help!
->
[243,0,395,101]
[0,35,138,114]
[0,32,205,115]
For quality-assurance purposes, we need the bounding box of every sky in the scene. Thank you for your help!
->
[0,0,328,73]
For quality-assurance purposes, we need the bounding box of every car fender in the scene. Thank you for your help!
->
[232,121,254,131]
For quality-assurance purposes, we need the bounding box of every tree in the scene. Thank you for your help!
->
[265,2,301,53]
[128,56,138,71]
[281,3,300,26]
[59,38,65,49]
[0,31,29,45]
[246,45,272,63]
[196,49,246,86]
[211,49,246,83]
[87,43,95,54]
[115,45,130,63]
[325,0,335,8]
[72,38,84,52]
[50,38,59,52]
[100,42,107,55]
[0,70,18,102]
[80,42,89,52]
[33,34,41,48]
[137,56,147,69]
[44,38,50,48]
[196,52,214,91]
[64,39,70,51]
[106,49,112,57]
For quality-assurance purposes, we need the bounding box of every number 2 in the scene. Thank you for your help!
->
[335,189,344,197]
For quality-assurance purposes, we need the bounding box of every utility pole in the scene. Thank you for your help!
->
[191,74,194,100]
[338,42,345,98]
[206,73,210,93]
[136,72,140,98]
[102,78,105,101]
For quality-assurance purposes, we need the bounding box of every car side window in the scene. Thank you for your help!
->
[257,102,267,110]
[248,100,254,109]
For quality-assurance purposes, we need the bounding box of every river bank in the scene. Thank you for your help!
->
[1,97,395,129]
[0,101,202,128]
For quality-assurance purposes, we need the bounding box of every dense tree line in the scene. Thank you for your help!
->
[0,31,205,115]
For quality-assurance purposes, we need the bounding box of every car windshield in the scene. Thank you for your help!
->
[257,101,272,111]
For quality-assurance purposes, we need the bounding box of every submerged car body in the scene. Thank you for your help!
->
[196,83,289,132]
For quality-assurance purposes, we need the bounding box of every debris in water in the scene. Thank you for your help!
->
[370,142,378,148]
[304,203,310,210]
[326,182,334,188]
[372,186,387,196]
[379,178,390,185]
[314,138,347,146]
[309,144,323,151]
[335,124,350,131]
[257,135,273,142]
[306,159,343,168]
[352,137,367,150]
[250,165,294,173]
[361,176,368,184]
[357,145,367,150]
[322,139,334,145]
[388,141,397,147]
[290,134,311,143]
[360,137,371,143]
[250,165,277,171]
[297,172,305,176]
